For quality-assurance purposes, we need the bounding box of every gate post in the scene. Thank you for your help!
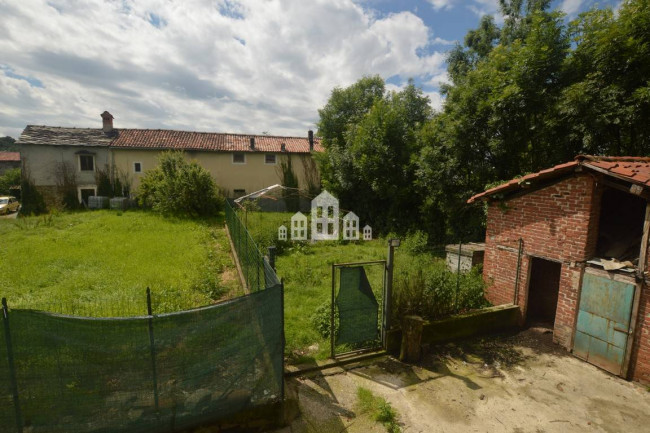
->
[383,239,400,347]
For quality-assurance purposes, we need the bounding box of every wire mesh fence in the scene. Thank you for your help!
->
[225,199,279,292]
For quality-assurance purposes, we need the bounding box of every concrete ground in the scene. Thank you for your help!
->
[275,328,650,433]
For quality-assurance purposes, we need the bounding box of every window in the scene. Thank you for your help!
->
[232,153,246,164]
[265,154,276,164]
[133,162,142,173]
[79,154,95,171]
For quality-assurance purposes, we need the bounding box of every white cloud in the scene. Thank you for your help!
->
[427,0,455,10]
[0,0,448,138]
[561,0,585,15]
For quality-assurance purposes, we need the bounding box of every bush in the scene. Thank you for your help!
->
[0,168,20,195]
[310,300,338,338]
[393,257,489,322]
[138,151,223,218]
[401,230,429,255]
[19,175,47,216]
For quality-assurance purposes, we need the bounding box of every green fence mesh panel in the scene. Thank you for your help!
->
[225,200,271,292]
[336,267,379,346]
[0,284,283,433]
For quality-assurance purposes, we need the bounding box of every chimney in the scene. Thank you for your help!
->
[281,143,286,152]
[101,111,114,133]
[308,130,314,151]
[250,137,255,150]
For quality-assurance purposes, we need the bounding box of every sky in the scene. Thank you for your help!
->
[0,0,621,139]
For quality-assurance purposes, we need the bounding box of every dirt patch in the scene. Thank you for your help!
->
[274,328,650,433]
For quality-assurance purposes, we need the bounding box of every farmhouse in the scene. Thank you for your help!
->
[17,111,322,207]
[0,152,21,176]
[469,155,650,384]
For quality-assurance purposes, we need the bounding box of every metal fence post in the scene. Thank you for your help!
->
[146,288,160,415]
[456,241,462,312]
[280,279,285,401]
[2,298,23,433]
[330,264,336,359]
[384,239,399,347]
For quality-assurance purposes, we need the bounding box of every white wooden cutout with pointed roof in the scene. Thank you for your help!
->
[342,212,360,240]
[291,212,308,240]
[311,190,339,240]
[363,225,372,241]
[278,225,287,241]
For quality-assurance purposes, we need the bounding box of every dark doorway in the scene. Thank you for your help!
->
[80,188,95,206]
[526,258,561,326]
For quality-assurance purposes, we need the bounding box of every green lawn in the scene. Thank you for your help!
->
[0,210,242,316]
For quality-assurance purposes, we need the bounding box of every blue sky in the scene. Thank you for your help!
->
[0,0,621,139]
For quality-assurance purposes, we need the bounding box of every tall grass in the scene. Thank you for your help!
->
[0,210,242,316]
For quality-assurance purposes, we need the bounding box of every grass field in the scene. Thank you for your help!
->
[0,210,242,316]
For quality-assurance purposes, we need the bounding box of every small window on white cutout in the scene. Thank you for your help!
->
[265,154,276,164]
[134,162,142,173]
[232,153,246,164]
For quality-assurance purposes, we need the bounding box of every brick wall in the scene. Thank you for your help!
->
[483,174,601,348]
[629,283,650,383]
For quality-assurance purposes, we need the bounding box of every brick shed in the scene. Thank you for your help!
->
[468,155,650,384]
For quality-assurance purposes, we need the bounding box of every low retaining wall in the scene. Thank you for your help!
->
[387,304,520,360]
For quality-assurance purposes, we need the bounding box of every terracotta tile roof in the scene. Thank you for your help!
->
[17,125,322,154]
[0,152,20,162]
[110,129,322,153]
[467,155,650,203]
[17,126,114,147]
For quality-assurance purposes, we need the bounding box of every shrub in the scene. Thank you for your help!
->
[19,175,47,216]
[310,300,338,338]
[401,230,429,255]
[138,151,223,218]
[393,257,489,322]
[0,167,21,195]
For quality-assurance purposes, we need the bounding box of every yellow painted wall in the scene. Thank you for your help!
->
[110,149,320,198]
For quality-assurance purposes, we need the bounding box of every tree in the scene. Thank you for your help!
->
[138,151,223,218]
[0,136,18,152]
[317,78,432,233]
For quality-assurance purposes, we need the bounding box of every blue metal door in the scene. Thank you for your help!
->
[574,272,635,376]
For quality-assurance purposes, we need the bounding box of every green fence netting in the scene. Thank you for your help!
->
[0,283,283,433]
[225,200,274,292]
[336,266,379,346]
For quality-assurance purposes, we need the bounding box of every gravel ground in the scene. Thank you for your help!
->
[274,328,650,433]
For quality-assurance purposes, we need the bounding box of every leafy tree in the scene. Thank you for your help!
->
[0,136,18,152]
[138,151,223,218]
[0,168,20,195]
[317,78,432,233]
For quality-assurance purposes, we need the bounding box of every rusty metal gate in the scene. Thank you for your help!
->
[573,271,636,376]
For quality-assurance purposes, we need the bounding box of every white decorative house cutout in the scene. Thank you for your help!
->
[278,225,287,241]
[342,212,360,240]
[291,212,308,240]
[311,190,339,240]
[363,225,372,241]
